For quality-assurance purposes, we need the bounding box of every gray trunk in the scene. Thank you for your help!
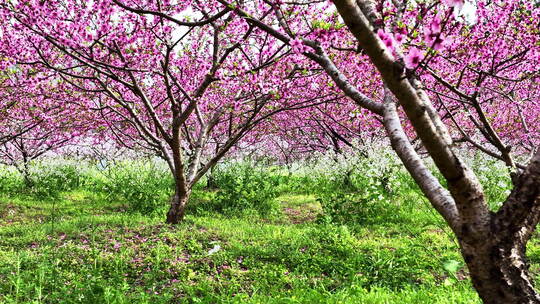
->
[461,237,540,304]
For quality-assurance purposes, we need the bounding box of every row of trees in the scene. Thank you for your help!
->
[1,0,539,302]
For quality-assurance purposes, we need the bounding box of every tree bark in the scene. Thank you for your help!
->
[459,151,540,303]
[205,166,218,190]
[166,115,191,224]
[460,237,540,304]
[166,188,191,224]
[14,160,34,188]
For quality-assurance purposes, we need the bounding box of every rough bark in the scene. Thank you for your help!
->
[460,236,540,304]
[465,151,540,304]
[166,189,191,224]
[165,127,191,224]
[494,152,540,240]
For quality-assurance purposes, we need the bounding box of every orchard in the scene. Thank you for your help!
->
[0,0,539,303]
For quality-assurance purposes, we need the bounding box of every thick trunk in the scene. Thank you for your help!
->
[461,238,540,304]
[460,155,540,304]
[167,123,191,224]
[166,189,191,224]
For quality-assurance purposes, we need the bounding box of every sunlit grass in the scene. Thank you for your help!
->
[0,153,512,303]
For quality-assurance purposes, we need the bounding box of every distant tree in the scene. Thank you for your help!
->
[0,0,338,223]
[0,73,89,185]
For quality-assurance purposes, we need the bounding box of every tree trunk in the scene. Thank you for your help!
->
[205,166,217,190]
[166,189,191,224]
[23,174,33,188]
[16,160,33,188]
[461,237,540,304]
[23,169,33,188]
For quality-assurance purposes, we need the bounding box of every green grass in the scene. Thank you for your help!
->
[0,153,521,303]
[0,188,481,303]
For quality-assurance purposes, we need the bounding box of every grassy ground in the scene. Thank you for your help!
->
[0,155,535,303]
[1,190,482,303]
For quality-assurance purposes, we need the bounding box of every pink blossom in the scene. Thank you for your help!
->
[290,38,307,54]
[405,47,424,69]
[430,16,442,33]
[377,29,395,51]
[424,25,447,51]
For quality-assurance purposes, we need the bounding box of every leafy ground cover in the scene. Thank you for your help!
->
[0,153,531,303]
